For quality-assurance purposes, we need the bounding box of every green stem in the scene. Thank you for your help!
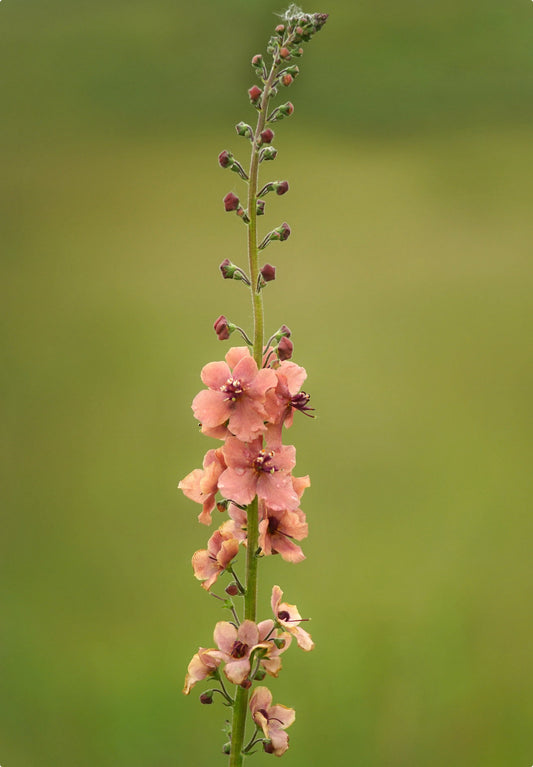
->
[228,61,280,767]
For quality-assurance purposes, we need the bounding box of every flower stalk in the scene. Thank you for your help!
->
[179,6,327,764]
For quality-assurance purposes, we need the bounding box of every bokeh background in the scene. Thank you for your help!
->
[2,1,533,765]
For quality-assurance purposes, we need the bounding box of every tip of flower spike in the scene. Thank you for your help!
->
[213,315,232,340]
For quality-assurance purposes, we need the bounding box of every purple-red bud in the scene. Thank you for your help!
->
[281,73,293,87]
[240,679,252,690]
[263,741,275,754]
[280,324,291,338]
[278,336,293,361]
[248,85,262,103]
[260,263,276,282]
[280,47,291,60]
[260,128,274,144]
[276,181,289,195]
[225,583,240,597]
[214,315,231,341]
[275,24,285,33]
[200,691,214,704]
[251,54,263,67]
[281,102,294,116]
[218,150,233,168]
[278,222,291,241]
[223,192,240,212]
[219,258,235,279]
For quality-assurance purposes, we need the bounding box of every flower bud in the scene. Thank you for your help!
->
[199,691,214,705]
[236,206,250,224]
[275,23,285,34]
[260,128,274,144]
[223,192,240,212]
[248,85,262,104]
[263,741,275,754]
[278,336,293,361]
[219,258,237,279]
[281,73,293,87]
[272,324,291,343]
[217,500,228,512]
[260,147,278,162]
[218,150,233,169]
[222,743,231,755]
[225,582,239,596]
[251,54,264,68]
[280,46,291,60]
[260,263,276,282]
[235,121,253,139]
[256,199,266,216]
[213,315,233,341]
[279,101,294,117]
[240,678,252,690]
[276,180,289,195]
[254,667,266,681]
[276,222,291,241]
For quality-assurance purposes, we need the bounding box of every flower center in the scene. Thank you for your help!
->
[267,516,280,534]
[258,708,269,719]
[291,391,314,416]
[277,610,290,621]
[231,640,248,658]
[220,377,244,402]
[252,449,277,474]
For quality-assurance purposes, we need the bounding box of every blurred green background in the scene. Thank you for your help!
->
[1,1,532,765]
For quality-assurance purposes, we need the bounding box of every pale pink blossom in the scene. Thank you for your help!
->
[212,619,276,684]
[192,528,240,590]
[249,686,295,756]
[271,585,314,651]
[218,436,299,511]
[178,448,226,525]
[192,347,277,442]
[258,475,309,561]
[183,647,221,695]
[265,361,313,446]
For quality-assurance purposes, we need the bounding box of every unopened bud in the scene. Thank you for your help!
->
[236,206,250,224]
[223,192,240,212]
[200,691,214,704]
[225,582,239,596]
[272,324,291,343]
[260,128,274,144]
[235,121,253,139]
[251,54,264,68]
[280,46,291,60]
[219,258,237,279]
[279,101,294,117]
[275,24,285,34]
[260,264,276,282]
[278,336,293,361]
[254,667,266,681]
[248,85,262,103]
[276,180,289,195]
[217,500,228,512]
[240,678,252,689]
[276,222,291,241]
[222,743,231,755]
[213,315,233,341]
[218,150,233,169]
[260,147,278,162]
[281,73,293,87]
[256,199,266,216]
[263,741,275,754]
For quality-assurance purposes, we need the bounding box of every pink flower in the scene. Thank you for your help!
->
[192,347,277,442]
[183,647,221,695]
[258,503,308,563]
[265,362,313,447]
[218,436,299,511]
[212,619,276,684]
[192,528,240,590]
[178,448,226,525]
[249,686,295,756]
[271,585,314,651]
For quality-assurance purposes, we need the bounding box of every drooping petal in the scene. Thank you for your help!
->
[178,469,205,504]
[224,657,251,684]
[192,389,229,429]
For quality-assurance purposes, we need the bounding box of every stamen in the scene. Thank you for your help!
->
[220,377,245,402]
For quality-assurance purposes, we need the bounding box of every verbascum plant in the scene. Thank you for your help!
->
[179,6,328,763]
